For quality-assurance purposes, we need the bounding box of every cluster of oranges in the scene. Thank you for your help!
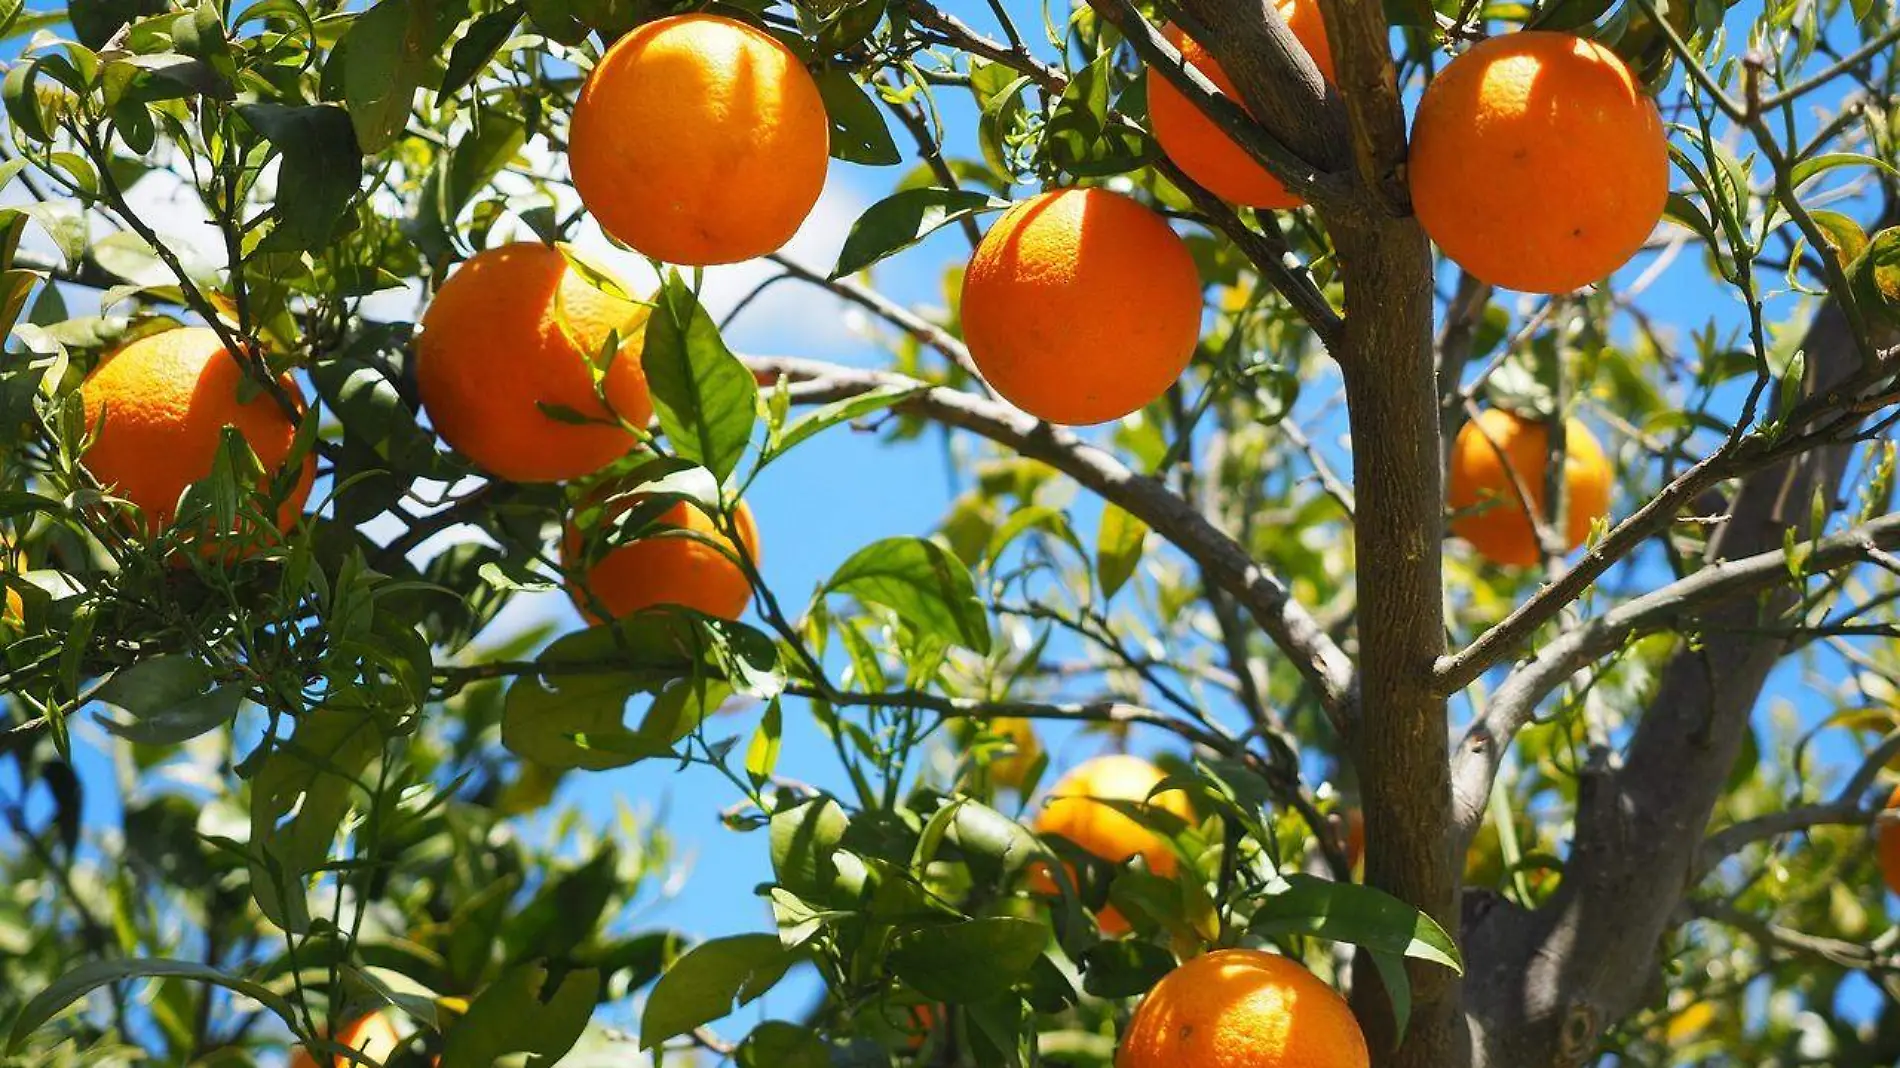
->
[1000,748,1370,1066]
[64,12,1657,593]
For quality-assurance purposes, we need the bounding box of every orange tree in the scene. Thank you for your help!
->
[0,0,1899,1064]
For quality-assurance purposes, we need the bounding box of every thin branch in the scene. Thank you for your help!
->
[1452,510,1900,845]
[766,254,989,386]
[1094,0,1347,202]
[744,353,1359,724]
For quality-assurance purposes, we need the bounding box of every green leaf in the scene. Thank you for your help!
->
[1078,940,1174,999]
[1249,874,1463,973]
[1788,151,1900,189]
[941,799,1041,879]
[0,267,39,339]
[308,329,439,470]
[412,108,527,257]
[831,188,1005,279]
[889,917,1048,1003]
[18,201,87,267]
[1661,192,1723,254]
[97,683,244,746]
[1847,227,1900,331]
[500,612,774,769]
[340,0,438,153]
[439,3,524,104]
[438,963,599,1068]
[1043,51,1147,178]
[814,68,900,166]
[237,103,364,252]
[1096,505,1147,599]
[7,958,299,1053]
[640,934,798,1048]
[976,74,1031,182]
[769,796,857,903]
[641,272,759,484]
[247,709,382,932]
[746,698,783,787]
[771,383,926,456]
[736,1021,830,1068]
[824,536,991,654]
[1807,208,1869,268]
[1369,949,1413,1047]
[92,656,213,717]
[503,843,621,965]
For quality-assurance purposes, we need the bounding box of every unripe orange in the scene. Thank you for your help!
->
[961,188,1203,425]
[1117,948,1369,1068]
[1448,409,1612,567]
[569,14,830,265]
[1409,31,1668,294]
[415,243,653,483]
[1146,1,1333,208]
[563,497,759,623]
[78,327,312,540]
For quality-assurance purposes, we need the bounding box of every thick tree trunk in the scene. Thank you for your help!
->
[1331,216,1460,1068]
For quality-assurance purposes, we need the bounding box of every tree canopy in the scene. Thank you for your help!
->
[1,0,1899,1065]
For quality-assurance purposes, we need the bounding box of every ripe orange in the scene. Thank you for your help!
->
[288,1012,403,1068]
[79,327,312,539]
[1117,948,1369,1068]
[1879,786,1900,897]
[1408,31,1668,294]
[1029,755,1194,934]
[985,717,1043,791]
[568,14,830,265]
[1448,409,1612,567]
[1146,2,1333,208]
[1341,808,1364,874]
[416,243,653,483]
[563,496,759,622]
[961,188,1203,425]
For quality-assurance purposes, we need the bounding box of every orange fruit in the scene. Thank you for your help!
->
[1116,948,1369,1068]
[1146,2,1333,208]
[568,14,830,265]
[79,327,312,540]
[563,496,759,622]
[903,1003,940,1051]
[1029,755,1194,934]
[1027,859,1137,936]
[962,188,1203,425]
[1341,808,1364,874]
[980,717,1043,791]
[288,1012,403,1068]
[1879,786,1900,897]
[1448,409,1611,567]
[416,243,653,483]
[1036,755,1194,875]
[1409,31,1668,294]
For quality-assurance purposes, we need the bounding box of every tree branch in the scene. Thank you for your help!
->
[744,354,1358,723]
[1452,510,1900,847]
[1175,0,1351,188]
[1095,0,1350,203]
[1459,286,1895,1068]
[1312,0,1413,214]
